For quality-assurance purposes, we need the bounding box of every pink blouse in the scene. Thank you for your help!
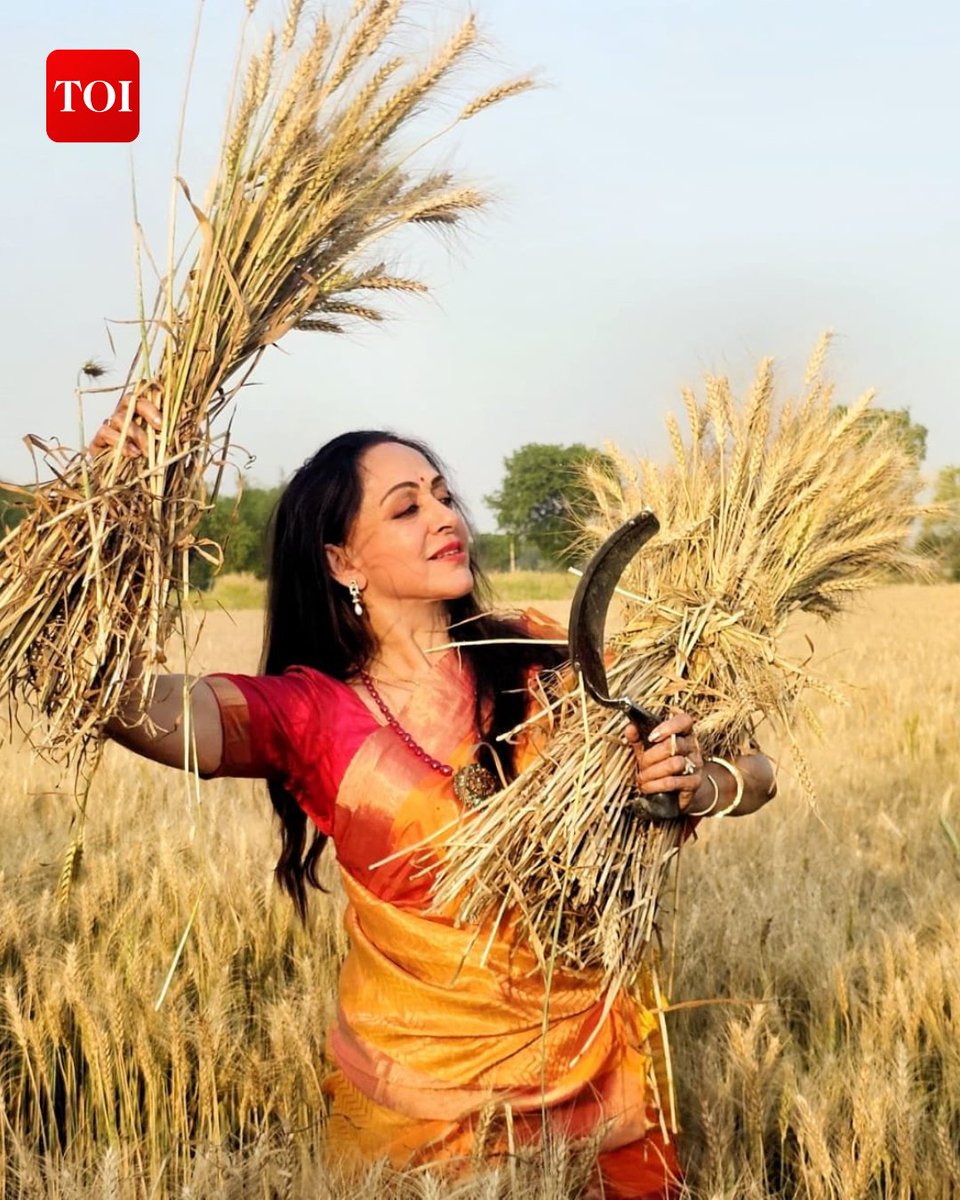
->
[203,666,380,838]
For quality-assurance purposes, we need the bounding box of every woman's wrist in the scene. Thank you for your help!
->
[705,755,745,815]
[687,753,774,817]
[687,767,720,816]
[687,761,725,816]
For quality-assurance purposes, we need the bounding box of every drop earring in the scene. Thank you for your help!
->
[349,579,364,617]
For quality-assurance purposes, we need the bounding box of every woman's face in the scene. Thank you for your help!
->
[327,441,474,608]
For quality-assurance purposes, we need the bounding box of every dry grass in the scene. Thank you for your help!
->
[195,569,576,613]
[198,572,268,611]
[0,0,534,766]
[1,585,958,1198]
[487,571,577,603]
[669,583,960,1198]
[432,345,933,991]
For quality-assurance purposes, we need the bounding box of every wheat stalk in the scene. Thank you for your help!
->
[431,342,935,991]
[0,0,533,765]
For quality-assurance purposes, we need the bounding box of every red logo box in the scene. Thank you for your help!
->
[46,49,139,143]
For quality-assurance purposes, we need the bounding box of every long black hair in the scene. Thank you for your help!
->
[261,430,566,916]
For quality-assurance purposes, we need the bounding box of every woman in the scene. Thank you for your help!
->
[92,396,777,1199]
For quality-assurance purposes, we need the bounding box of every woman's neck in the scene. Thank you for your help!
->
[366,598,450,682]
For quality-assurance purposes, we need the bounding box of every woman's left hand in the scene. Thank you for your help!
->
[623,709,704,813]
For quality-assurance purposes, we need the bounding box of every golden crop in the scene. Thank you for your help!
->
[1,586,958,1198]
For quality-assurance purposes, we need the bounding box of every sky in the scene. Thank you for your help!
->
[2,0,958,529]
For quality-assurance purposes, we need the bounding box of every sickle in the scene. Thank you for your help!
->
[568,511,682,821]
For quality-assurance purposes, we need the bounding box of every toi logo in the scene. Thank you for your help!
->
[46,49,139,143]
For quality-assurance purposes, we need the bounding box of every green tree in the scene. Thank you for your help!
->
[484,443,613,567]
[0,478,282,591]
[918,466,960,581]
[472,532,512,573]
[233,484,284,575]
[0,485,33,534]
[190,484,284,589]
[834,405,928,465]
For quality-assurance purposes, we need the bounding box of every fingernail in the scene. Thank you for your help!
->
[649,727,665,742]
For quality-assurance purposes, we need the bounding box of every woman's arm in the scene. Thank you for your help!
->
[90,387,225,776]
[688,750,776,817]
[104,668,224,776]
[628,710,777,817]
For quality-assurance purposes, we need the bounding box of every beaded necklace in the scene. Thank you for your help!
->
[359,669,497,808]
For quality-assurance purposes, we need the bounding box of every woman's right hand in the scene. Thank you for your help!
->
[88,383,163,458]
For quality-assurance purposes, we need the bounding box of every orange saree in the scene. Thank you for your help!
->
[206,627,682,1199]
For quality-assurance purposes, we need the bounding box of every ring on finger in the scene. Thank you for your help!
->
[682,756,697,776]
[670,733,677,756]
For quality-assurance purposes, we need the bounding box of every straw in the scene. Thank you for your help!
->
[430,338,936,990]
[0,0,535,766]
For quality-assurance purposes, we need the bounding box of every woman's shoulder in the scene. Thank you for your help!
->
[204,661,367,717]
[268,663,378,718]
[278,662,348,690]
[480,606,568,683]
[515,606,568,643]
[479,605,567,644]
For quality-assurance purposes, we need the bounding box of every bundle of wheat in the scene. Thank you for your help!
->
[0,0,533,763]
[431,339,932,992]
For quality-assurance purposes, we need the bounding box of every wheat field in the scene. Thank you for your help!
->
[1,585,958,1199]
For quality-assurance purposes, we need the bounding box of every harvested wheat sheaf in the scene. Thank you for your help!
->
[432,338,933,991]
[0,0,533,765]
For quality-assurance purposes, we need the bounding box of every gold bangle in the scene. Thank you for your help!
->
[694,772,720,816]
[706,755,744,816]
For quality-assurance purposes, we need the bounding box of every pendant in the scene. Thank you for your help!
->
[452,763,498,808]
